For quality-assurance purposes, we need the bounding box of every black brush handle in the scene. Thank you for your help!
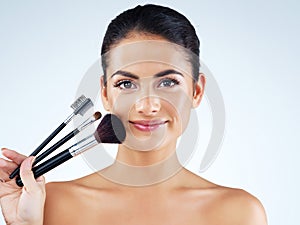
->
[9,122,67,179]
[16,149,73,187]
[10,129,80,178]
[30,122,67,156]
[33,129,79,166]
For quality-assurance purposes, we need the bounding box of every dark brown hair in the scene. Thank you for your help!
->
[101,4,200,85]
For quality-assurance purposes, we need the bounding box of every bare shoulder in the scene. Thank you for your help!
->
[209,186,268,225]
[45,180,81,200]
[181,170,268,224]
[44,178,98,225]
[45,175,100,206]
[44,181,78,224]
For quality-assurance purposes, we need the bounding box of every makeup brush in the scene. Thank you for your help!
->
[12,112,102,178]
[15,114,126,187]
[9,95,93,179]
[34,111,102,164]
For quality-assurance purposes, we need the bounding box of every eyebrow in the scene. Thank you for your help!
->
[110,69,183,79]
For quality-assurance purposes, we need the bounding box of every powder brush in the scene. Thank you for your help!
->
[15,114,126,187]
[9,95,93,179]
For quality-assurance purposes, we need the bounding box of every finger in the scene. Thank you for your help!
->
[0,159,19,181]
[1,148,27,165]
[19,156,40,192]
[0,158,19,172]
[36,175,46,186]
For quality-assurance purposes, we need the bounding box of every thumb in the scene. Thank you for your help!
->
[19,156,42,192]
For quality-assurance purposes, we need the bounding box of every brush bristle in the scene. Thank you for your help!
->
[71,96,94,116]
[71,95,87,109]
[93,111,102,120]
[94,114,126,144]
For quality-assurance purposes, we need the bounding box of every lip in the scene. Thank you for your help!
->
[129,120,168,132]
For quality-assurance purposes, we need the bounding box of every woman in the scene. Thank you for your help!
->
[0,4,267,224]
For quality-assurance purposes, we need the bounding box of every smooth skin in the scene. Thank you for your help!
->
[0,149,45,225]
[0,34,268,225]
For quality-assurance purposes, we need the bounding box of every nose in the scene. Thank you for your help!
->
[135,96,161,116]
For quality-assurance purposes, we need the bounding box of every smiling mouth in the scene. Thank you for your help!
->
[129,120,168,132]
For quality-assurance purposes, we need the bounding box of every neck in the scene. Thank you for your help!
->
[115,141,177,166]
[100,143,183,187]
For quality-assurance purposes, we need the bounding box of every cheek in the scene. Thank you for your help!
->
[108,90,136,121]
[106,85,193,134]
[158,89,192,133]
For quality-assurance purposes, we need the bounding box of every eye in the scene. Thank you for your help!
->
[113,80,137,90]
[157,78,180,88]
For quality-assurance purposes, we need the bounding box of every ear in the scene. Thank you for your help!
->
[192,73,206,108]
[100,75,110,111]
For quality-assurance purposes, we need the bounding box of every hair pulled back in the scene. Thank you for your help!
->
[101,4,200,85]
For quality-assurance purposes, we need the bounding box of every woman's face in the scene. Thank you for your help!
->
[101,34,205,151]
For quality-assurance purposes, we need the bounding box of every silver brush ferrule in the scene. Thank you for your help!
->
[72,133,94,147]
[64,112,75,124]
[69,138,98,156]
[77,116,97,132]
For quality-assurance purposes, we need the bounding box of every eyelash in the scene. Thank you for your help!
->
[113,77,181,90]
[158,77,180,88]
[113,79,136,89]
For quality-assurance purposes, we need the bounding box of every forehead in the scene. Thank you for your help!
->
[105,40,193,78]
[112,62,183,78]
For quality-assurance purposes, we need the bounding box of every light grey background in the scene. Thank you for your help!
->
[0,0,299,224]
